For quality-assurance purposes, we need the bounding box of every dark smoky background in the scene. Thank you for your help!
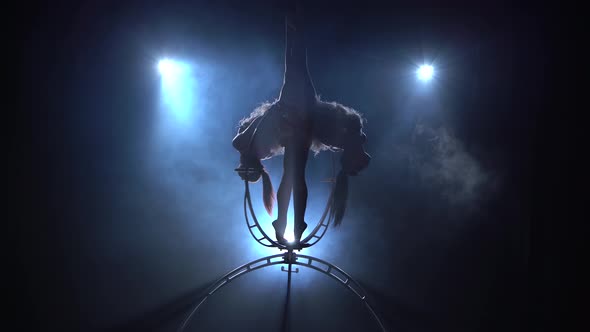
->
[14,1,567,332]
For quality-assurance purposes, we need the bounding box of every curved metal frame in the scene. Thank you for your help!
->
[238,153,337,249]
[178,252,387,332]
[243,178,336,249]
[242,176,282,248]
[178,158,387,331]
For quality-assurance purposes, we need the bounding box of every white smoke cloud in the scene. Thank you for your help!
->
[408,124,494,205]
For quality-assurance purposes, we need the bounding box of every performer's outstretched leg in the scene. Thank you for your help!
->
[279,9,316,108]
[273,153,292,244]
[273,138,310,244]
[292,140,310,242]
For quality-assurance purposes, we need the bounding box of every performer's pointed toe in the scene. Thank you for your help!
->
[272,219,288,244]
[294,221,308,243]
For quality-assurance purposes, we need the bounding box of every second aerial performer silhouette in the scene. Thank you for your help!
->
[232,7,370,245]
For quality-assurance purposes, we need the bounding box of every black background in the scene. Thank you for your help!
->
[13,1,578,331]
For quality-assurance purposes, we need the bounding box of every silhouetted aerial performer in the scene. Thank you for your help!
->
[232,7,370,245]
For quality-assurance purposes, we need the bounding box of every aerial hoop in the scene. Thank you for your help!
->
[236,153,337,250]
[176,164,387,332]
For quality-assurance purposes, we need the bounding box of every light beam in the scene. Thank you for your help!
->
[157,58,195,123]
[417,64,434,82]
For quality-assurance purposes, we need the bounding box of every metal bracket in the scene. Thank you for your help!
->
[282,250,297,263]
[281,266,299,273]
[280,250,299,273]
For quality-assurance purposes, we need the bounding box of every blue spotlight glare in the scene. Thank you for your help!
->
[284,228,295,243]
[157,58,195,122]
[417,64,434,82]
[158,59,184,77]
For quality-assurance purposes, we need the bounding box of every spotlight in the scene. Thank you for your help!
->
[417,64,434,82]
[158,59,184,77]
[284,229,295,243]
[157,58,194,122]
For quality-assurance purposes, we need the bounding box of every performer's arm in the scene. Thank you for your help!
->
[280,3,316,104]
[284,10,306,75]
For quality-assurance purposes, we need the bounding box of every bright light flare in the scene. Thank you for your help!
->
[158,59,184,77]
[157,58,194,122]
[417,64,434,82]
[284,229,295,243]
